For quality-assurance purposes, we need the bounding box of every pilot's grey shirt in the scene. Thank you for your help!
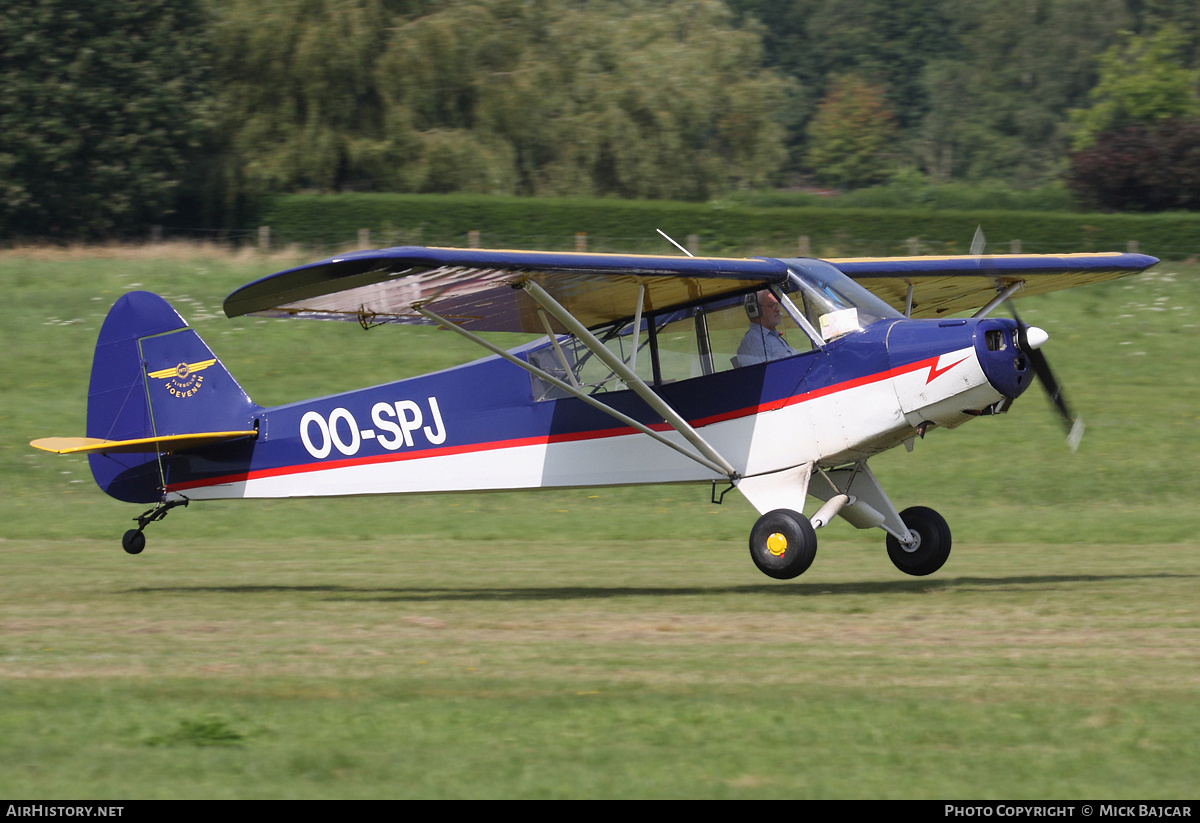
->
[737,326,799,366]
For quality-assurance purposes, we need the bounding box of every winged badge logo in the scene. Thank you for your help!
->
[147,359,216,398]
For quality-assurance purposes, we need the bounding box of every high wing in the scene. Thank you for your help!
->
[225,247,1158,329]
[224,247,788,332]
[828,252,1158,318]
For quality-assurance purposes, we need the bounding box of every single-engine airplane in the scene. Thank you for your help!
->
[31,240,1157,579]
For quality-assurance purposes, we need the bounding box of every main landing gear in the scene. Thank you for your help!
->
[121,498,188,554]
[744,463,952,579]
[885,506,952,577]
[748,509,818,579]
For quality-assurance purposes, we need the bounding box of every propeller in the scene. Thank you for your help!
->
[1007,301,1085,452]
[970,225,987,257]
[972,227,1085,452]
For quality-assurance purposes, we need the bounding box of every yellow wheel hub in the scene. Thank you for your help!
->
[766,532,788,557]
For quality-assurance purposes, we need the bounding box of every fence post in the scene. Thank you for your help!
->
[798,235,811,257]
[150,225,162,245]
[258,226,270,252]
[575,232,587,252]
[468,230,481,249]
[357,229,371,250]
[1011,239,1022,254]
[1127,240,1139,253]
[687,234,700,256]
[907,237,920,256]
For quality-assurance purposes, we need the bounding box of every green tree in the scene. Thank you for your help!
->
[371,0,532,194]
[1139,0,1200,64]
[531,0,790,199]
[805,75,898,188]
[0,0,213,239]
[1069,25,1200,149]
[211,0,788,201]
[918,0,1134,186]
[375,0,790,199]
[210,0,395,196]
[727,0,956,180]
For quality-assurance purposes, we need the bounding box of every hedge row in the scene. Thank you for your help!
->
[261,193,1200,260]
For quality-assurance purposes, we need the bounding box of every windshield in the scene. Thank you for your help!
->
[781,258,901,340]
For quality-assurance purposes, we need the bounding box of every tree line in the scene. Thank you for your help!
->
[3,0,1200,240]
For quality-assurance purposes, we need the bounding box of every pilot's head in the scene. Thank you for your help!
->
[747,290,783,330]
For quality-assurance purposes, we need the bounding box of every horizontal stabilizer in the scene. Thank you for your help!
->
[31,430,258,455]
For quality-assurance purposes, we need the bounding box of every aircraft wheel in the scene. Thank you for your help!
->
[886,506,951,576]
[122,529,146,555]
[749,509,817,579]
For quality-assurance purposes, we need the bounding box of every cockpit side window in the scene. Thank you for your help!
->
[709,297,814,371]
[527,292,827,399]
[526,265,898,400]
[528,319,653,401]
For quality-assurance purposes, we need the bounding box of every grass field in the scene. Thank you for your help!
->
[1,244,1198,798]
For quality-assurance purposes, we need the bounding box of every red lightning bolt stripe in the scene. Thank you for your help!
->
[925,356,969,384]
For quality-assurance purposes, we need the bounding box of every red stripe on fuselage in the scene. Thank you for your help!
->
[688,353,944,427]
[168,353,952,493]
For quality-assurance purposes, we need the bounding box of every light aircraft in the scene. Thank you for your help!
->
[31,239,1156,579]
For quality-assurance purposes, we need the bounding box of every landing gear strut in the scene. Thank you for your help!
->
[122,498,188,554]
[742,462,955,579]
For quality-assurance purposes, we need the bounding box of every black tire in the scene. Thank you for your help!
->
[886,506,951,576]
[122,529,146,555]
[749,509,817,579]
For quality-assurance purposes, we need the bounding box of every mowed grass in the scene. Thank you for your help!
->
[3,537,1198,799]
[1,244,1198,798]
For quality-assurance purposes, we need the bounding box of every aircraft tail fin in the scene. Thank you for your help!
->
[75,291,260,503]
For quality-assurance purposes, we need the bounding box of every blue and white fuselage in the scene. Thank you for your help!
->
[37,246,1157,576]
[94,287,1020,511]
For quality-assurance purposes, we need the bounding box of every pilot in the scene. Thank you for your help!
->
[737,290,799,366]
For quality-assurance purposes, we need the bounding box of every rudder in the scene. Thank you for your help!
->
[87,292,260,502]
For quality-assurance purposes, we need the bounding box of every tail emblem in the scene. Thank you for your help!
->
[147,359,217,398]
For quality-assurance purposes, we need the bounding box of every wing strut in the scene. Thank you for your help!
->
[971,281,1024,319]
[414,305,736,479]
[519,279,739,480]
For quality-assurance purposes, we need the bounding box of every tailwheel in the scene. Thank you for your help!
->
[122,529,146,555]
[886,506,952,576]
[120,497,188,555]
[749,509,817,579]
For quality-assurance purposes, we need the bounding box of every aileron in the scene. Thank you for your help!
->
[829,252,1158,317]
